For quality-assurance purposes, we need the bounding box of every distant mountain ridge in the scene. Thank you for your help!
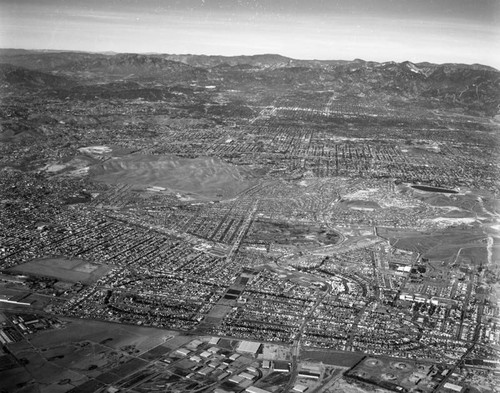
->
[1,49,496,72]
[0,49,498,116]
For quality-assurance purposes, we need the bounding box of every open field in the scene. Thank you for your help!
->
[91,154,262,200]
[30,317,178,353]
[0,363,35,393]
[6,342,89,392]
[8,257,112,284]
[379,226,488,261]
[1,318,181,392]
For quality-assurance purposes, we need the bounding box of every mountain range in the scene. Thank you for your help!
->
[0,49,499,116]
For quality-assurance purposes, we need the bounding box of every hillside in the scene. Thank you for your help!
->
[1,50,498,116]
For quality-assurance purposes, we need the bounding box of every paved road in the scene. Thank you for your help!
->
[431,282,485,393]
[226,200,258,262]
[282,283,331,392]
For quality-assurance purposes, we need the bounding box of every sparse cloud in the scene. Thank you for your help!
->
[0,0,498,67]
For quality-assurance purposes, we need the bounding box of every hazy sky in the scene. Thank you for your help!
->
[1,0,499,67]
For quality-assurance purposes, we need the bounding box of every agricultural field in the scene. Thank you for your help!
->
[0,316,180,393]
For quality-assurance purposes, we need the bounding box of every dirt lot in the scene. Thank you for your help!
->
[8,257,112,284]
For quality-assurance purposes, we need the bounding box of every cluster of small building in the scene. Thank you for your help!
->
[0,312,62,345]
[139,337,296,393]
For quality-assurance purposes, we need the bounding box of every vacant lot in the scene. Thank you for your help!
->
[8,257,112,284]
[383,226,487,263]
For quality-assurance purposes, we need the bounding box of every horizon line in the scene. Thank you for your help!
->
[0,47,498,71]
